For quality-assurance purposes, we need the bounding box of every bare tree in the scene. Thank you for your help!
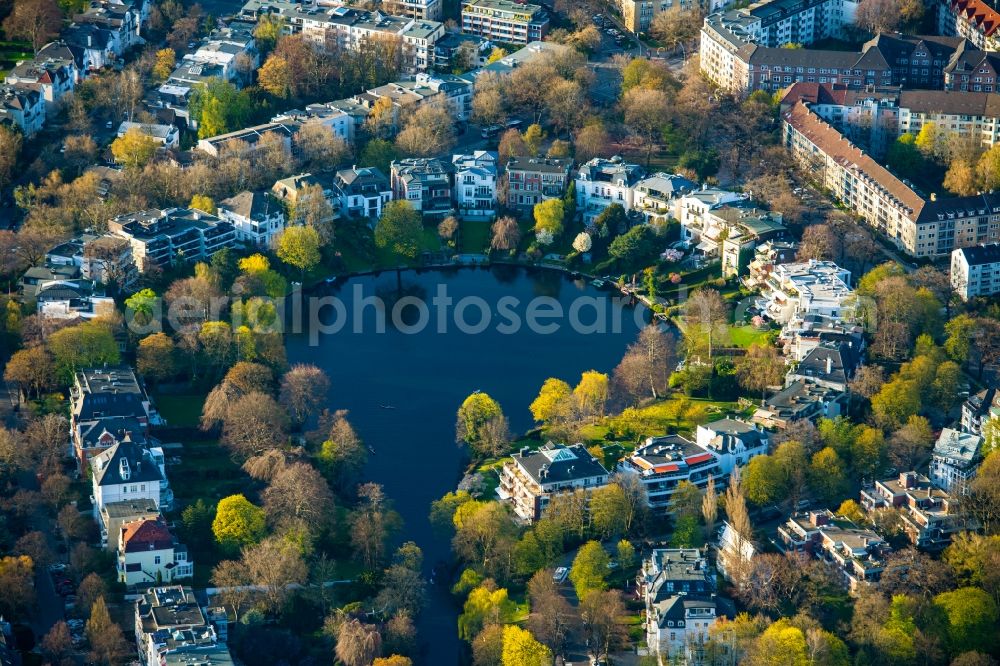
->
[490,216,521,252]
[855,0,901,34]
[221,392,289,459]
[242,449,287,481]
[527,570,579,657]
[210,559,252,621]
[85,597,130,665]
[613,324,677,403]
[241,536,308,615]
[279,364,331,426]
[263,461,335,531]
[3,0,61,53]
[684,288,729,360]
[295,121,349,172]
[336,619,382,666]
[579,589,627,660]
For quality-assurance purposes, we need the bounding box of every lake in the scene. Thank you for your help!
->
[285,265,648,665]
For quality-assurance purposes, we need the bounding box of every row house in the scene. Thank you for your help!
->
[783,100,1000,257]
[4,57,76,113]
[108,208,238,272]
[505,156,573,210]
[461,0,549,45]
[944,46,1000,91]
[452,150,498,220]
[618,419,768,512]
[334,166,393,220]
[390,157,454,217]
[777,509,892,590]
[931,428,984,493]
[861,471,969,551]
[497,442,609,522]
[135,586,232,666]
[575,156,646,225]
[195,120,297,157]
[218,190,286,248]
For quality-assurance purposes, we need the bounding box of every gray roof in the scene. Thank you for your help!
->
[956,242,1000,266]
[220,191,280,221]
[644,549,713,603]
[73,366,148,422]
[506,156,572,175]
[91,439,163,487]
[76,415,149,450]
[794,341,860,386]
[512,442,608,485]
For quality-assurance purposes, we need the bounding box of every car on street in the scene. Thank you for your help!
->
[553,566,569,583]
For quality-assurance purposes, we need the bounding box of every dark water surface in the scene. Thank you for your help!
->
[285,265,647,665]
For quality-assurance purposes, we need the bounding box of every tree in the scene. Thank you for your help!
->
[317,410,367,487]
[278,363,329,426]
[296,121,349,172]
[944,158,979,196]
[258,54,293,98]
[871,378,922,430]
[850,364,885,400]
[375,201,423,258]
[438,215,459,242]
[374,657,412,666]
[472,623,505,666]
[530,378,572,424]
[809,447,848,505]
[702,474,718,531]
[944,533,1000,602]
[613,325,676,403]
[887,133,921,177]
[574,120,610,162]
[40,620,73,663]
[351,483,403,570]
[527,570,577,656]
[375,544,426,616]
[189,194,216,215]
[490,216,521,252]
[524,123,546,155]
[263,461,335,532]
[395,100,457,157]
[0,126,23,192]
[47,320,119,380]
[533,198,564,238]
[86,597,129,665]
[855,0,902,34]
[743,455,785,506]
[622,87,671,166]
[574,370,609,420]
[979,143,1000,191]
[137,333,176,383]
[651,5,703,53]
[276,225,322,276]
[965,450,1000,534]
[579,589,628,660]
[220,392,288,458]
[684,288,729,360]
[456,392,504,455]
[241,536,308,615]
[452,500,518,575]
[572,232,592,253]
[212,494,266,552]
[4,346,54,401]
[933,587,999,655]
[736,343,785,403]
[501,625,551,666]
[336,620,382,666]
[0,556,35,617]
[153,48,176,81]
[569,540,609,599]
[3,0,61,53]
[111,127,158,170]
[889,415,934,471]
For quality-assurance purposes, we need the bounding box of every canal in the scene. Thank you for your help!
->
[285,265,648,664]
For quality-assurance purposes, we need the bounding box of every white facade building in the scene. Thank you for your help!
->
[497,443,609,522]
[756,260,854,324]
[575,157,645,224]
[952,243,1000,300]
[118,518,192,587]
[452,150,498,220]
[931,428,983,494]
[218,191,285,248]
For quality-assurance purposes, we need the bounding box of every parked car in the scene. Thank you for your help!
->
[553,566,569,583]
[480,124,502,138]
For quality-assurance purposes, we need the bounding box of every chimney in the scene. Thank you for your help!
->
[826,356,833,375]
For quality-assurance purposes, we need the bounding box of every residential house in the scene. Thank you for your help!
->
[505,156,572,209]
[433,32,489,70]
[4,57,76,111]
[743,240,799,292]
[784,339,861,392]
[778,318,865,363]
[35,279,116,320]
[107,208,238,272]
[461,0,549,45]
[952,243,1000,300]
[63,23,117,71]
[71,366,157,433]
[752,379,847,429]
[497,442,609,522]
[452,150,498,220]
[476,40,571,77]
[80,234,139,291]
[961,386,1000,435]
[391,157,453,217]
[218,191,285,248]
[632,173,698,220]
[638,549,731,660]
[334,166,392,220]
[273,105,353,144]
[116,121,179,148]
[74,414,150,471]
[754,260,854,324]
[118,518,192,587]
[0,85,45,136]
[74,0,143,53]
[716,520,757,582]
[931,428,984,493]
[675,188,747,242]
[713,208,786,277]
[90,437,170,535]
[383,0,442,20]
[135,586,232,666]
[784,100,1000,258]
[777,509,892,589]
[694,419,769,476]
[195,121,297,157]
[100,498,159,551]
[575,157,645,225]
[860,471,969,551]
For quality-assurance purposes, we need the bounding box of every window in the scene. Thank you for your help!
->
[154,556,161,564]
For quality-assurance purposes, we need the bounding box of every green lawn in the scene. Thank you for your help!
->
[0,40,31,76]
[728,324,773,348]
[151,390,207,427]
[460,219,491,254]
[168,439,250,507]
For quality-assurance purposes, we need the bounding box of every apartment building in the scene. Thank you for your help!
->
[108,208,238,271]
[35,279,116,321]
[961,386,1000,434]
[135,586,232,666]
[497,443,609,522]
[860,471,968,551]
[383,0,443,21]
[461,0,549,45]
[391,157,454,217]
[783,100,1000,257]
[702,10,968,94]
[622,0,701,34]
[575,157,646,224]
[952,243,1000,299]
[754,260,853,324]
[632,172,698,219]
[505,156,572,209]
[777,509,892,589]
[931,428,984,493]
[938,0,1000,52]
[334,166,392,220]
[753,379,847,429]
